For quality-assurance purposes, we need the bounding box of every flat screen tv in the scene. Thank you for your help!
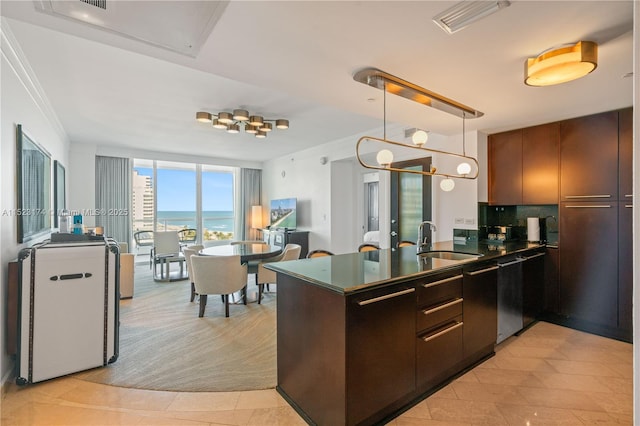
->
[270,197,297,229]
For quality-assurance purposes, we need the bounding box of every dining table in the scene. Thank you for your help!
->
[199,243,283,303]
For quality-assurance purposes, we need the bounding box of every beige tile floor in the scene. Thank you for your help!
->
[1,321,633,425]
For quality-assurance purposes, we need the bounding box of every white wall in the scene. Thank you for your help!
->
[632,1,638,421]
[1,20,70,383]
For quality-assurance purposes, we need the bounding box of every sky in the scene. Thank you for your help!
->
[134,167,233,211]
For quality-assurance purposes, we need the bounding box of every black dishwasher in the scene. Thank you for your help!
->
[497,257,524,344]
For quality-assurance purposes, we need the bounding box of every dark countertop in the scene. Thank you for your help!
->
[265,240,544,294]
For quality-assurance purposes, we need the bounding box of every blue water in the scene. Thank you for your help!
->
[155,211,234,232]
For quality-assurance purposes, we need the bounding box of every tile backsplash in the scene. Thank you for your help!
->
[477,203,559,243]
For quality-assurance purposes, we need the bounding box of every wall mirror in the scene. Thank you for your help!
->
[17,124,51,243]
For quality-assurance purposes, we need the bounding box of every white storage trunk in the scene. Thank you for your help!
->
[16,238,119,385]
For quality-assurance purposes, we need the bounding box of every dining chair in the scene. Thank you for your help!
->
[307,249,334,258]
[153,231,186,281]
[178,228,198,246]
[256,243,301,304]
[230,240,267,286]
[190,254,248,317]
[358,243,380,252]
[397,241,416,248]
[133,230,154,268]
[182,245,204,302]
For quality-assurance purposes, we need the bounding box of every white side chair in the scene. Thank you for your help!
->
[153,231,186,281]
[190,254,248,317]
[230,240,267,284]
[256,243,301,304]
[183,245,204,302]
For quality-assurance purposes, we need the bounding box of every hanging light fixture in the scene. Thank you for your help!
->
[195,109,289,139]
[525,41,598,86]
[353,67,482,190]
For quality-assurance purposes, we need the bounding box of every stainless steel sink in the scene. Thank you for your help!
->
[418,251,483,261]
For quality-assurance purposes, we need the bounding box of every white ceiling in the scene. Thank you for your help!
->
[1,1,634,163]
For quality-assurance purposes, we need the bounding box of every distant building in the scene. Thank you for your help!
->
[132,170,154,230]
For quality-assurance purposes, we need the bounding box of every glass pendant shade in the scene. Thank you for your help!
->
[412,130,429,146]
[376,149,394,167]
[457,162,472,175]
[440,178,455,191]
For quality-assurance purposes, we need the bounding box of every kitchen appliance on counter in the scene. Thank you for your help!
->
[483,225,515,243]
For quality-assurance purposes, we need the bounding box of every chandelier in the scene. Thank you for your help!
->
[353,67,482,191]
[196,110,289,139]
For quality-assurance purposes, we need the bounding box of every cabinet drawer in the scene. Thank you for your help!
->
[417,273,462,307]
[417,298,463,332]
[417,317,463,388]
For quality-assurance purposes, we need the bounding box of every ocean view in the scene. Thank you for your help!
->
[154,211,234,232]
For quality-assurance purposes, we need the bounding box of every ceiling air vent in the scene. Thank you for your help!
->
[80,0,106,10]
[433,1,510,34]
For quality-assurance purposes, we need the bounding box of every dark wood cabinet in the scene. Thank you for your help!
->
[415,270,463,391]
[488,129,522,205]
[462,262,498,361]
[559,202,618,327]
[522,123,559,204]
[619,107,633,201]
[522,251,545,328]
[262,229,309,258]
[618,202,633,334]
[346,285,416,425]
[489,122,559,205]
[560,111,619,201]
[543,247,559,314]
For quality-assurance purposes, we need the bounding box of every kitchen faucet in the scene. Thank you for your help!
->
[417,221,437,253]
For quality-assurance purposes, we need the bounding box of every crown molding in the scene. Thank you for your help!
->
[1,18,69,143]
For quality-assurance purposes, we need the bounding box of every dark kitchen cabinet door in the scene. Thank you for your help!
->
[618,107,633,201]
[522,123,559,204]
[346,285,416,425]
[559,202,618,327]
[543,247,559,314]
[522,251,546,328]
[618,202,632,333]
[489,129,522,205]
[560,111,618,201]
[463,263,498,361]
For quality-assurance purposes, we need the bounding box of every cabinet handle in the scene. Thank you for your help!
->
[625,194,633,198]
[565,205,611,208]
[524,252,546,260]
[422,274,463,289]
[564,195,611,199]
[466,265,499,276]
[625,205,633,208]
[356,288,415,306]
[421,321,463,343]
[498,258,525,268]
[422,298,462,316]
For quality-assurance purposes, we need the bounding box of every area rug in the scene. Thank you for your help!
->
[73,265,277,392]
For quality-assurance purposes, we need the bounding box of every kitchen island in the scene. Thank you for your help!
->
[266,241,544,426]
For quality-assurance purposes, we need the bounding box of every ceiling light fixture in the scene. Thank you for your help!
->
[433,0,511,34]
[525,41,598,86]
[354,68,481,191]
[195,110,289,138]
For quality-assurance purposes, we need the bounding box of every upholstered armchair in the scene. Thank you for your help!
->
[182,245,204,302]
[190,254,247,318]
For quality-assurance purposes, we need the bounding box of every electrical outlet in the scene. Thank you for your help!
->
[464,218,475,225]
[454,218,464,224]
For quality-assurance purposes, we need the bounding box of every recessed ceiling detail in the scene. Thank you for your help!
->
[33,0,229,57]
[433,0,511,34]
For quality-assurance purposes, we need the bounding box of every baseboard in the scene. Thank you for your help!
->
[1,362,15,400]
[540,312,632,343]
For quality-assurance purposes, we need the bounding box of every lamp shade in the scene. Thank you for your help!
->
[196,111,212,123]
[525,41,597,87]
[251,205,263,229]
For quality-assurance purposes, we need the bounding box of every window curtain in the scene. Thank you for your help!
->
[238,168,262,241]
[95,156,131,244]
